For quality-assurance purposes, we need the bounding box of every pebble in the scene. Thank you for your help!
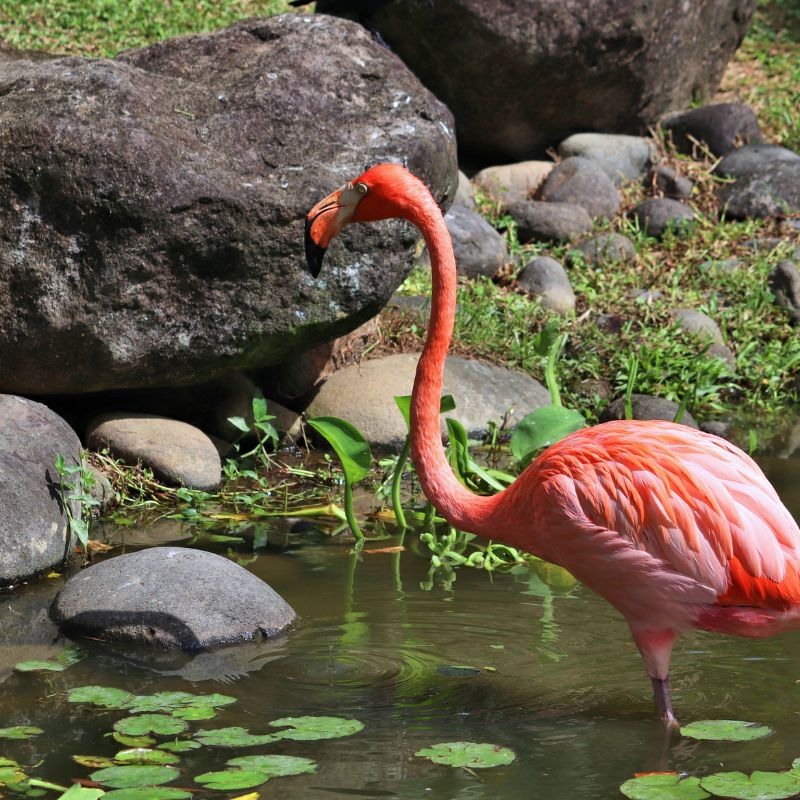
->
[539,157,621,219]
[769,260,800,324]
[632,198,696,238]
[440,204,508,277]
[662,102,762,156]
[454,169,476,208]
[569,233,636,265]
[644,165,694,199]
[506,200,592,243]
[517,257,576,314]
[558,132,654,184]
[673,308,725,345]
[472,161,554,205]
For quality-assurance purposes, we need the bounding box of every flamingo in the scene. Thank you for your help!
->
[302,162,800,725]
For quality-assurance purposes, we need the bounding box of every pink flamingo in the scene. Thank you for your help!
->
[303,163,800,725]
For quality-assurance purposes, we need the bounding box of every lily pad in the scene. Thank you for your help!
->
[415,741,516,769]
[227,754,317,777]
[90,764,180,789]
[193,727,277,748]
[114,749,179,765]
[114,715,188,737]
[103,790,192,800]
[126,693,196,714]
[0,765,27,785]
[68,686,134,709]
[172,706,216,721]
[57,787,106,799]
[680,720,773,742]
[193,693,236,708]
[269,716,364,741]
[195,769,269,791]
[157,740,201,753]
[621,774,710,800]
[72,755,116,769]
[16,646,85,673]
[700,771,800,800]
[0,726,43,740]
[113,733,156,748]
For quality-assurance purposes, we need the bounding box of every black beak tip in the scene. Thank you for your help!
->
[304,216,326,278]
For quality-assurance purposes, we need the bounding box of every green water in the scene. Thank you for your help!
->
[1,453,800,799]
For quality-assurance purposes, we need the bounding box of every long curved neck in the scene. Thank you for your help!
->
[406,199,501,537]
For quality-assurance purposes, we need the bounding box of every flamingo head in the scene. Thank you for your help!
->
[303,163,426,276]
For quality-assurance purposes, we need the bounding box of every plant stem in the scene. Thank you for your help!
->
[390,436,411,529]
[545,334,567,407]
[343,480,365,548]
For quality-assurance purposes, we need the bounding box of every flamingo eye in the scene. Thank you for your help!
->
[356,182,369,195]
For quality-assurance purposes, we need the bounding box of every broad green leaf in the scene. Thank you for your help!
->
[510,406,586,465]
[0,758,20,768]
[415,741,515,769]
[126,693,196,714]
[157,740,201,753]
[227,415,251,433]
[172,706,215,721]
[193,693,236,708]
[57,645,86,667]
[114,749,179,766]
[90,765,179,789]
[114,715,187,737]
[103,790,192,800]
[445,417,507,492]
[0,765,27,785]
[227,755,317,777]
[14,660,67,673]
[269,716,364,741]
[195,769,269,790]
[193,727,277,747]
[68,686,134,709]
[531,559,578,593]
[700,771,800,800]
[0,726,43,740]
[57,787,106,800]
[113,733,156,748]
[394,394,456,431]
[680,720,772,742]
[72,755,116,768]
[621,774,709,800]
[307,417,372,484]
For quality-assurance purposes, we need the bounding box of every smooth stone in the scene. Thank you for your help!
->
[569,232,636,265]
[715,144,800,178]
[539,157,621,220]
[86,466,115,513]
[86,413,222,491]
[558,133,654,184]
[454,169,476,208]
[630,288,663,303]
[632,198,696,238]
[673,308,725,345]
[644,165,694,199]
[471,161,554,205]
[662,102,762,156]
[0,395,81,585]
[517,257,576,314]
[601,394,698,428]
[51,547,296,649]
[707,342,737,373]
[769,260,800,324]
[700,419,735,441]
[506,200,592,243]
[438,204,508,277]
[306,353,550,447]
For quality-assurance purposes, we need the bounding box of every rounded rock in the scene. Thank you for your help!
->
[632,198,696,238]
[769,261,800,324]
[472,161,554,206]
[440,205,508,277]
[86,413,222,491]
[673,308,724,345]
[601,394,698,428]
[540,157,621,220]
[569,233,636,265]
[558,133,654,184]
[662,102,762,157]
[518,257,576,315]
[51,547,296,648]
[506,200,592,243]
[644,165,694,199]
[454,169,476,208]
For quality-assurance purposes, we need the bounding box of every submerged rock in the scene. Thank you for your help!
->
[51,547,297,648]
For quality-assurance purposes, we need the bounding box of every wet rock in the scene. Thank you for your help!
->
[306,353,550,447]
[100,517,193,548]
[518,257,576,314]
[0,395,81,585]
[438,205,508,277]
[601,394,698,428]
[569,232,636,265]
[0,15,456,394]
[644,165,694,199]
[673,308,725,345]
[769,260,800,324]
[540,157,621,220]
[472,161,554,206]
[558,133,654,184]
[662,103,762,156]
[715,145,800,219]
[506,200,592,243]
[86,413,222,491]
[632,198,696,238]
[454,169,476,209]
[51,547,296,648]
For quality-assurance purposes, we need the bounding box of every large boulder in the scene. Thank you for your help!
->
[0,15,457,394]
[0,395,80,585]
[318,0,757,160]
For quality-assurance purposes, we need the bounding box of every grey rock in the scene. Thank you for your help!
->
[707,342,737,373]
[439,205,508,277]
[700,419,735,440]
[100,517,193,548]
[769,260,800,324]
[540,158,621,219]
[51,547,296,648]
[673,308,724,345]
[644,165,694,199]
[570,232,636,265]
[86,413,222,491]
[86,466,116,513]
[454,169,476,209]
[388,294,430,317]
[715,144,800,178]
[601,394,698,428]
[0,395,80,585]
[306,353,550,447]
[518,257,576,314]
[633,198,696,238]
[472,161,554,205]
[319,0,757,161]
[662,103,762,156]
[630,289,663,303]
[558,133,654,184]
[0,16,456,394]
[506,200,592,243]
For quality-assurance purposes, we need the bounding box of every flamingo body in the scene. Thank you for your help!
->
[303,162,800,722]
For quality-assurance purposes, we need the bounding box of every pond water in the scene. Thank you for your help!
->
[1,451,800,799]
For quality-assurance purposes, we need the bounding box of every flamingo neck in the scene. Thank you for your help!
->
[406,199,500,537]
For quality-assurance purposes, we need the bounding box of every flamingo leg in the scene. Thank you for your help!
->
[631,626,679,726]
[651,676,679,728]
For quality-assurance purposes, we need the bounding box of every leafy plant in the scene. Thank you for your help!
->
[227,396,279,466]
[55,452,100,552]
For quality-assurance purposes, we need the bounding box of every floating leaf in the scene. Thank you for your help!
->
[103,790,192,800]
[620,774,710,800]
[195,769,269,791]
[72,755,116,769]
[114,715,187,737]
[172,706,216,721]
[227,755,317,777]
[193,727,276,748]
[680,720,772,742]
[269,716,364,741]
[0,726,43,740]
[700,771,800,800]
[307,417,372,484]
[114,749,179,766]
[510,406,586,465]
[113,733,156,748]
[68,686,134,709]
[157,741,201,753]
[90,765,180,789]
[126,693,195,714]
[57,787,106,800]
[193,693,236,708]
[15,660,67,673]
[0,765,27,785]
[415,741,515,769]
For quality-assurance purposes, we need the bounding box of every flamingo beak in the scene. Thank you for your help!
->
[303,183,363,276]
